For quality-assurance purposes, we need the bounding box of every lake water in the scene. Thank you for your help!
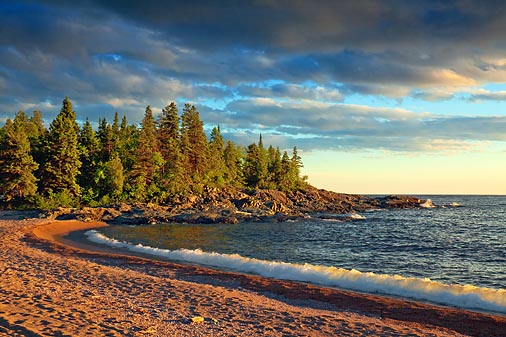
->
[86,195,506,313]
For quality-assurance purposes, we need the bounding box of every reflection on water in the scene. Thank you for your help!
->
[104,224,228,251]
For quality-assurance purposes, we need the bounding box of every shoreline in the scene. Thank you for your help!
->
[1,217,505,336]
[70,222,506,316]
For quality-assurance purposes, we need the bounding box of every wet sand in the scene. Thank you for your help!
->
[1,215,505,336]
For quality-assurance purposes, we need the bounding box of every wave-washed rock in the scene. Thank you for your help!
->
[42,186,434,224]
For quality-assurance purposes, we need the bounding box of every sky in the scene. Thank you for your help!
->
[1,0,505,194]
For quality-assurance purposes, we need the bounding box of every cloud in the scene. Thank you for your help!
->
[3,1,506,94]
[237,83,343,102]
[80,1,505,52]
[411,89,457,102]
[426,69,476,87]
[104,97,142,108]
[417,139,489,153]
[1,0,506,155]
[205,98,506,152]
[467,90,506,102]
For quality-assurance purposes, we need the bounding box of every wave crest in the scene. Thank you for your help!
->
[85,230,506,314]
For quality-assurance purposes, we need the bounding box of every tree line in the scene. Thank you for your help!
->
[0,97,307,208]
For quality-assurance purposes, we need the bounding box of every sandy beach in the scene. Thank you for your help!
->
[1,214,505,336]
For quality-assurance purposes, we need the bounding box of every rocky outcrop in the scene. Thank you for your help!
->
[376,195,425,209]
[42,205,126,222]
[43,186,433,225]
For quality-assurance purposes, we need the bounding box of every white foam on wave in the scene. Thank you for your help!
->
[350,213,366,220]
[85,230,506,314]
[420,199,436,208]
[321,218,342,222]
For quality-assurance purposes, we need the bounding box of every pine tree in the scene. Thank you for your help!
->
[112,112,120,134]
[1,101,309,206]
[207,126,225,185]
[279,150,292,191]
[267,146,282,189]
[138,105,160,183]
[180,103,208,183]
[29,110,45,137]
[129,106,162,200]
[117,115,138,173]
[41,97,82,200]
[97,118,115,162]
[158,102,179,151]
[243,142,260,188]
[157,102,185,194]
[257,134,268,188]
[103,155,124,200]
[120,115,127,130]
[27,110,46,189]
[13,110,29,125]
[291,146,305,189]
[274,147,307,192]
[78,118,100,202]
[243,135,269,189]
[223,140,243,186]
[111,112,121,154]
[0,122,5,146]
[26,110,46,150]
[0,116,39,202]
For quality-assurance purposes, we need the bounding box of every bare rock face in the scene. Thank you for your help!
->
[43,205,124,222]
[253,190,291,205]
[285,186,381,213]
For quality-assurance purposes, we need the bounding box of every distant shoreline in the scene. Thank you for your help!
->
[36,186,434,227]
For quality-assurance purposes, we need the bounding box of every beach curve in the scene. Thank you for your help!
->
[1,215,505,336]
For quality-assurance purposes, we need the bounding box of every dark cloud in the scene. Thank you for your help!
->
[78,1,506,52]
[1,0,506,153]
[2,1,504,91]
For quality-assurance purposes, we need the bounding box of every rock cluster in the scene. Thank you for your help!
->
[41,186,433,225]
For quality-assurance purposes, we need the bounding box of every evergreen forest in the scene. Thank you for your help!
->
[0,97,307,208]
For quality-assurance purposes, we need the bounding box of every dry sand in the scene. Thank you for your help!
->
[1,213,505,336]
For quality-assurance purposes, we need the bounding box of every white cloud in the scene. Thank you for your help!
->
[417,139,490,153]
[104,97,141,108]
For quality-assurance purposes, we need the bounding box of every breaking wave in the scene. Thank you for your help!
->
[320,218,342,222]
[85,230,506,314]
[420,199,436,208]
[350,213,366,220]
